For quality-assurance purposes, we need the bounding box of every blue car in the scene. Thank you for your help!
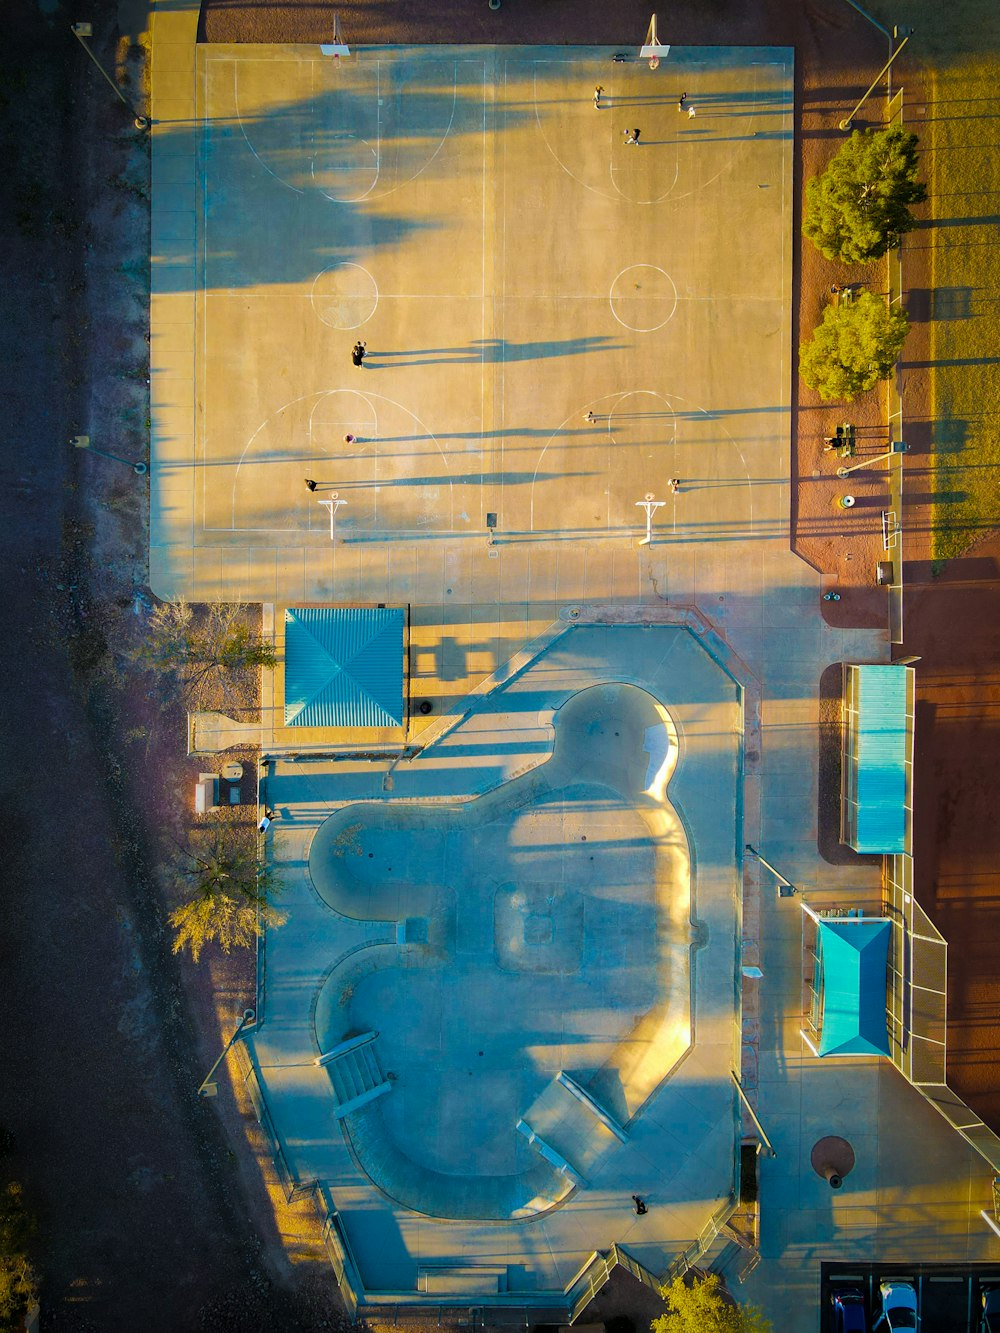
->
[832,1288,867,1333]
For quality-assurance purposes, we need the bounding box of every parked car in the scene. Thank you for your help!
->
[831,1286,867,1333]
[982,1286,1000,1333]
[875,1282,918,1330]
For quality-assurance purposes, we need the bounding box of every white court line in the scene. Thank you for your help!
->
[309,261,379,330]
[528,58,781,206]
[223,388,455,534]
[528,389,755,534]
[232,57,466,204]
[609,263,679,333]
[233,59,305,197]
[306,392,380,532]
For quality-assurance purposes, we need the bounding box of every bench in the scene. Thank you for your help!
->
[194,773,218,814]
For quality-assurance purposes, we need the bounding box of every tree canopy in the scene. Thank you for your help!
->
[169,833,286,963]
[0,1177,37,1332]
[803,126,927,263]
[653,1274,771,1333]
[799,291,910,401]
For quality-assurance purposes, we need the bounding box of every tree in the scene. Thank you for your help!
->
[169,833,287,963]
[653,1274,771,1333]
[0,1179,37,1331]
[140,600,276,704]
[803,126,927,263]
[799,291,910,401]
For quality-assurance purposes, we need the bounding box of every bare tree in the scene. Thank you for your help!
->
[139,600,276,706]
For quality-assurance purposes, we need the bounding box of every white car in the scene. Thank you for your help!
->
[875,1282,918,1331]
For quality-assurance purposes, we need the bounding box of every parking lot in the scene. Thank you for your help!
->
[823,1263,1000,1332]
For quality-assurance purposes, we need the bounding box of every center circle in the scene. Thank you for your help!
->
[310,262,378,329]
[609,264,678,332]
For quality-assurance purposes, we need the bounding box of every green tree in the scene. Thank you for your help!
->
[169,833,287,963]
[803,126,928,263]
[653,1274,771,1333]
[0,1179,37,1331]
[799,291,910,401]
[140,600,277,703]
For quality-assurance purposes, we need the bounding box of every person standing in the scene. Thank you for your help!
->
[594,84,604,109]
[687,104,696,119]
[305,478,318,492]
[351,340,367,367]
[677,91,687,111]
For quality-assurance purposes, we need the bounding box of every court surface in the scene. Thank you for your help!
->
[151,42,800,716]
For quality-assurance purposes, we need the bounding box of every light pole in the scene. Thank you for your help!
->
[72,435,148,475]
[836,441,907,477]
[839,33,911,131]
[745,844,796,897]
[71,23,149,129]
[198,1008,256,1098]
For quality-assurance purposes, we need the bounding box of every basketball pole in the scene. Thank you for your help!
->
[317,495,346,542]
[320,10,350,58]
[635,495,665,547]
[640,12,670,69]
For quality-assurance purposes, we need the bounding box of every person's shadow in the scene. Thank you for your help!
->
[365,335,618,368]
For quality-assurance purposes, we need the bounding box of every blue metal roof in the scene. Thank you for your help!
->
[852,665,908,853]
[817,919,891,1057]
[284,607,404,728]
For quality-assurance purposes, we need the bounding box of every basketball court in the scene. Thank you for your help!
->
[151,40,797,719]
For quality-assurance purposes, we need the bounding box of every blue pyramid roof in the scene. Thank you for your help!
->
[284,607,404,728]
[817,919,891,1057]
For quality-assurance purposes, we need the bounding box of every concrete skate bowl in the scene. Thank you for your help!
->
[309,682,695,1220]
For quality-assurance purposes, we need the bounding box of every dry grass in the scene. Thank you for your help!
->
[867,0,1000,563]
[921,59,1000,564]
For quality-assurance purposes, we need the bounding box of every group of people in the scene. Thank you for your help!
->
[594,84,697,140]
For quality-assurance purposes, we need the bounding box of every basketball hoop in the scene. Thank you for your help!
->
[320,10,350,58]
[640,12,669,68]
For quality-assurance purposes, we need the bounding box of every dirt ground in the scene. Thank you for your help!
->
[2,0,997,1330]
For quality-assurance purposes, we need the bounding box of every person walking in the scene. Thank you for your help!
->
[594,84,604,109]
[631,1195,648,1215]
[669,478,681,494]
[677,91,687,111]
[305,478,318,492]
[351,340,367,367]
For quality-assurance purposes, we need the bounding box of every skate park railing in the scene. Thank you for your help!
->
[566,1242,664,1323]
[885,853,1000,1175]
